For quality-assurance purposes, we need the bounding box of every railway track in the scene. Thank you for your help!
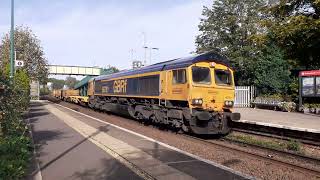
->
[231,128,320,146]
[182,134,320,177]
[222,134,320,162]
[230,121,320,145]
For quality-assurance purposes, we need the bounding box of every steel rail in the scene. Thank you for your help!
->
[222,136,320,163]
[230,121,320,144]
[232,128,320,146]
[182,134,320,177]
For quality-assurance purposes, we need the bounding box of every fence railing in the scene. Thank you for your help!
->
[235,86,255,107]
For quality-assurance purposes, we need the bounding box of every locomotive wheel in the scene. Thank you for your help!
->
[181,124,191,133]
[135,112,145,123]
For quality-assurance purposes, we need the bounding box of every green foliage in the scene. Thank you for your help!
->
[288,77,299,102]
[0,136,32,179]
[65,76,78,89]
[196,0,266,85]
[0,71,32,179]
[195,0,318,99]
[255,94,284,102]
[227,133,303,152]
[14,69,31,110]
[263,0,320,69]
[252,44,291,94]
[48,78,65,90]
[107,66,120,73]
[286,139,301,152]
[278,102,297,112]
[304,103,320,108]
[196,0,264,54]
[40,87,50,96]
[0,25,48,82]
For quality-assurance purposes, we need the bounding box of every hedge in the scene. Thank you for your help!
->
[0,70,33,179]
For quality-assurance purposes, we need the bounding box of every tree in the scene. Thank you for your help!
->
[263,0,320,69]
[252,43,291,94]
[48,78,65,90]
[65,76,78,89]
[108,66,120,73]
[196,0,266,85]
[0,26,48,83]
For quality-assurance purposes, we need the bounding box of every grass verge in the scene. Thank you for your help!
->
[225,133,302,153]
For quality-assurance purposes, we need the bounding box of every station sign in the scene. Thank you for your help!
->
[299,70,320,97]
[298,70,320,110]
[300,70,320,77]
[15,60,24,67]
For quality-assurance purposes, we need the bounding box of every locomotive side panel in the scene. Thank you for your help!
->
[95,74,160,97]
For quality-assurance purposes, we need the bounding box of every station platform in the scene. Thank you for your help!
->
[27,101,251,180]
[235,108,320,134]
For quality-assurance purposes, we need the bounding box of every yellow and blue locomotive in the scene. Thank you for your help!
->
[86,52,240,135]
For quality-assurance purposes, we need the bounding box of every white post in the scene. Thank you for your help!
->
[37,81,40,100]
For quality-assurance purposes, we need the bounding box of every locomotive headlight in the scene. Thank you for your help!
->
[192,98,203,105]
[224,101,234,107]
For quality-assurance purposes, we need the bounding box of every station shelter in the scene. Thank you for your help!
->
[299,70,320,109]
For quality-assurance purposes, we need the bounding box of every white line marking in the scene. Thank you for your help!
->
[165,160,200,165]
[52,101,253,179]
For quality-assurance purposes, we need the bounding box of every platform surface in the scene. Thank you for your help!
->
[235,108,320,133]
[27,101,251,180]
[27,102,142,180]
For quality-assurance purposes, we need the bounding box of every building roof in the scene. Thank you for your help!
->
[95,51,230,81]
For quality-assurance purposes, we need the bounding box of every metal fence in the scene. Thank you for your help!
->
[235,86,255,107]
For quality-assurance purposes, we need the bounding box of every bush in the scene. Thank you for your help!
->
[252,94,296,112]
[286,139,301,152]
[0,70,32,179]
[278,102,296,112]
[0,136,32,179]
[40,87,50,96]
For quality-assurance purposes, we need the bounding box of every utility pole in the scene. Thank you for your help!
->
[129,49,135,61]
[149,47,159,65]
[10,0,15,79]
[142,32,147,66]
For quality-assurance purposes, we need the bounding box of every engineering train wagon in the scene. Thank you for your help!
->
[52,89,61,98]
[86,52,240,135]
[61,89,79,101]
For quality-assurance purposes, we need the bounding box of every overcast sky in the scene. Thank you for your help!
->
[0,0,211,72]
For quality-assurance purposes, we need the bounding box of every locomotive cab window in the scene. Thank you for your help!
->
[215,69,232,85]
[172,69,186,84]
[192,67,211,84]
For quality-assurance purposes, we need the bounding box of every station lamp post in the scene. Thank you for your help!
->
[143,46,159,65]
[10,0,15,79]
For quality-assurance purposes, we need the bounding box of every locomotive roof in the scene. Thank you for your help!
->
[95,51,230,81]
